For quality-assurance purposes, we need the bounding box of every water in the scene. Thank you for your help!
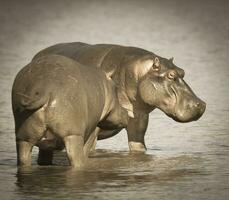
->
[0,0,229,199]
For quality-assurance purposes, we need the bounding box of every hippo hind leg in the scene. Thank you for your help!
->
[16,140,33,166]
[16,129,45,167]
[15,108,47,166]
[46,106,87,168]
[37,135,64,165]
[63,134,85,168]
[37,149,54,165]
[37,130,62,166]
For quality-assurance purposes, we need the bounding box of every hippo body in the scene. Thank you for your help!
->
[33,42,206,152]
[12,55,128,167]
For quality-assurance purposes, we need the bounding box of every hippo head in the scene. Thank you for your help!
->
[118,54,206,122]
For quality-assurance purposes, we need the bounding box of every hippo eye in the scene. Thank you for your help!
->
[167,71,177,80]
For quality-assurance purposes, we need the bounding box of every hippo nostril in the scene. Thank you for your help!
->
[202,101,206,108]
[201,101,206,112]
[194,101,206,114]
[199,101,206,108]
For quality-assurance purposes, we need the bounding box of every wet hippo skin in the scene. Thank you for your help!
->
[12,55,129,167]
[34,42,206,152]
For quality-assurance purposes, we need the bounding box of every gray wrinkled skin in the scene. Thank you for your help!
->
[34,42,206,152]
[12,55,129,167]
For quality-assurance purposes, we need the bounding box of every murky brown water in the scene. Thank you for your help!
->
[0,0,229,199]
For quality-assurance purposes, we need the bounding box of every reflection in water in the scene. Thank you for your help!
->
[15,150,202,200]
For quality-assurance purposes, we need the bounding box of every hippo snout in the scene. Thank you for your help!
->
[194,99,206,113]
[174,98,206,123]
[189,98,206,120]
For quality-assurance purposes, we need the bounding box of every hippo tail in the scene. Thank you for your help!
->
[13,91,49,111]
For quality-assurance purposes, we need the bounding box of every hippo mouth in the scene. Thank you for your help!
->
[151,83,178,119]
[170,85,178,116]
[162,85,182,121]
[167,85,206,122]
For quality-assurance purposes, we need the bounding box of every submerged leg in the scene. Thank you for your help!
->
[127,114,149,152]
[16,140,33,166]
[14,107,47,166]
[37,149,54,165]
[63,134,85,168]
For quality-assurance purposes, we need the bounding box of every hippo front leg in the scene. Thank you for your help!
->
[16,140,34,166]
[126,114,149,152]
[63,134,85,168]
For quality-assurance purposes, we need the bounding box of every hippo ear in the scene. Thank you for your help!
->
[154,57,160,67]
[169,57,174,62]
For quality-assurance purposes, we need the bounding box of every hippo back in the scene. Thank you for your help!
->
[33,42,154,117]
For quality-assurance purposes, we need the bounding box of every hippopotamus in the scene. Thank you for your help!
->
[33,42,206,152]
[12,55,129,167]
